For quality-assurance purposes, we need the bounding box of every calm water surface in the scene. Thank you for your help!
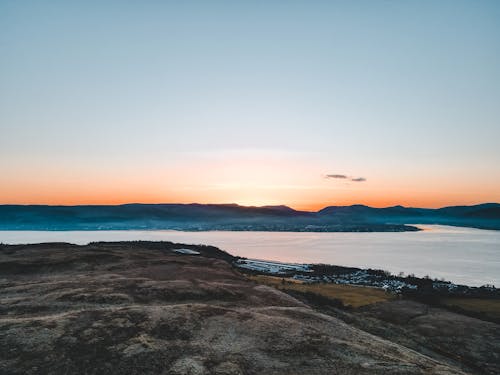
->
[1,225,499,287]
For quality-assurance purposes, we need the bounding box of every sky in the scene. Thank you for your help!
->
[1,0,499,210]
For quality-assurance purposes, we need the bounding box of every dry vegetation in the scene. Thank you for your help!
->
[1,242,499,374]
[441,297,500,320]
[249,274,394,308]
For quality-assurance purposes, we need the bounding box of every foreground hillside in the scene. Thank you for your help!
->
[0,242,498,374]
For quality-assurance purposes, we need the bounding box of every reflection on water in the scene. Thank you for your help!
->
[1,225,499,287]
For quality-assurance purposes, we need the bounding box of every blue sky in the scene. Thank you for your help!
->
[1,1,499,208]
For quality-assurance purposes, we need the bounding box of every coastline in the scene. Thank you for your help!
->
[1,225,499,287]
[3,240,499,374]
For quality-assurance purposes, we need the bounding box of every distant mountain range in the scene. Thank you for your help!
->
[0,203,499,231]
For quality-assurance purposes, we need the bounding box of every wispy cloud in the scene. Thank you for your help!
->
[325,174,367,182]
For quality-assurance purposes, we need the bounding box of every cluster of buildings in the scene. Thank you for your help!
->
[235,259,311,274]
[292,270,418,292]
[235,258,418,293]
[235,258,498,297]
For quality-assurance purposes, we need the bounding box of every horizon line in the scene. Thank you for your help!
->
[1,201,498,213]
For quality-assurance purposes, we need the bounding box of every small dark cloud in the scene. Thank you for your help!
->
[325,173,367,182]
[351,177,366,182]
[325,174,348,179]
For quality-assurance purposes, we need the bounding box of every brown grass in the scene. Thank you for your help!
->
[249,275,394,308]
[441,298,500,320]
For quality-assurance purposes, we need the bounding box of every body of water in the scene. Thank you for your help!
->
[1,225,499,287]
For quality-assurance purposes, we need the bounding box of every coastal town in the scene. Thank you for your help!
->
[235,258,500,298]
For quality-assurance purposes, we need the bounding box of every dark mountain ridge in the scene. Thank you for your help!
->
[0,203,499,231]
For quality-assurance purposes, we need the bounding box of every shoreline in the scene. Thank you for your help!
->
[2,223,500,233]
[1,226,499,287]
[234,257,499,295]
[2,240,498,374]
[1,239,498,296]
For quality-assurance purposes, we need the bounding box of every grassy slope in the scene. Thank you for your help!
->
[249,275,394,308]
[441,298,500,320]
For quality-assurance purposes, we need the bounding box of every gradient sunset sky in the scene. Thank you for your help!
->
[1,1,499,210]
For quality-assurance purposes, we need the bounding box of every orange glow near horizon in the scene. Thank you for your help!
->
[1,183,498,212]
[2,153,499,211]
[1,196,497,211]
[3,1,500,218]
